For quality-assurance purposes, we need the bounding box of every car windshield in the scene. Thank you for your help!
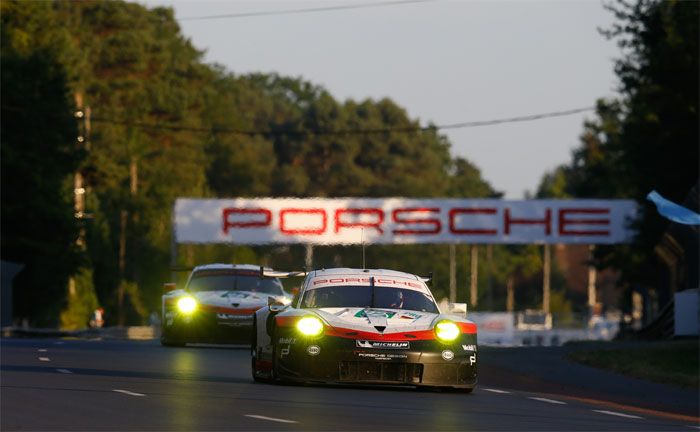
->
[188,270,283,295]
[301,285,438,313]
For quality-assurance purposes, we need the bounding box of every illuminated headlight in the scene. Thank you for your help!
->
[435,320,460,342]
[278,296,292,306]
[177,296,197,314]
[296,316,323,336]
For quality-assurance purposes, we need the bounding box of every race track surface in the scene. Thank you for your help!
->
[1,338,697,431]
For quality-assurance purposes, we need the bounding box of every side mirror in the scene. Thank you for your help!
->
[447,302,468,318]
[268,296,287,313]
[163,282,177,293]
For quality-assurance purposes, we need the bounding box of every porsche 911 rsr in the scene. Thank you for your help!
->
[161,264,290,346]
[251,268,477,391]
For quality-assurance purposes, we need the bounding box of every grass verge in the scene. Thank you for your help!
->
[567,340,699,388]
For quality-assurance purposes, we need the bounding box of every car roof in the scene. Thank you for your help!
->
[304,268,432,295]
[191,263,267,272]
[307,267,424,280]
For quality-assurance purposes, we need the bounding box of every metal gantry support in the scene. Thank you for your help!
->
[449,244,456,303]
[543,244,551,314]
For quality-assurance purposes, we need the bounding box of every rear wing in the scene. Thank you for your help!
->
[260,266,308,279]
[419,272,433,284]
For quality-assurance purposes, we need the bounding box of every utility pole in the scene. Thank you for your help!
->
[70,94,90,297]
[506,275,514,312]
[449,244,456,303]
[305,244,314,270]
[543,244,551,314]
[469,245,478,307]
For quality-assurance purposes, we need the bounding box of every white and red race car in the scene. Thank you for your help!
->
[251,267,477,391]
[161,264,291,346]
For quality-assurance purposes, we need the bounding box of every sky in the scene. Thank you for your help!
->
[141,0,620,198]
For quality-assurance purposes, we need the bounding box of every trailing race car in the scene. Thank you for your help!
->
[251,268,477,391]
[161,264,291,346]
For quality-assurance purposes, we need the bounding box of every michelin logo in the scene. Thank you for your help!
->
[356,340,409,349]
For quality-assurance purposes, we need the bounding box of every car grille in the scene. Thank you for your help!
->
[338,361,423,384]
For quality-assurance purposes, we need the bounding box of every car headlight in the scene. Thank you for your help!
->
[435,320,460,342]
[296,316,324,336]
[177,296,198,314]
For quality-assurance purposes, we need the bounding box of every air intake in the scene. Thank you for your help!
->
[374,326,386,333]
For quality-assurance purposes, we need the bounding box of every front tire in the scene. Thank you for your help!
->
[251,316,264,382]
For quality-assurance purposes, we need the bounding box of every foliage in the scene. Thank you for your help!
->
[0,0,501,325]
[60,267,99,330]
[1,1,83,325]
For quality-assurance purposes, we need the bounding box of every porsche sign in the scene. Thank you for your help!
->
[174,198,636,245]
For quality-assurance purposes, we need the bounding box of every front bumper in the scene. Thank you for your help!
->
[273,333,477,388]
[163,309,254,343]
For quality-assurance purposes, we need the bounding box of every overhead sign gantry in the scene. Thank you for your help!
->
[174,198,637,245]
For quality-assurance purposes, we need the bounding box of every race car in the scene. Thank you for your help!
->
[161,264,291,346]
[251,268,477,391]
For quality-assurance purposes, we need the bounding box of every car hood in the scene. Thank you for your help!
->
[192,290,281,311]
[314,307,437,333]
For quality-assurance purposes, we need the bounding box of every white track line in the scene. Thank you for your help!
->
[593,410,644,420]
[38,349,48,352]
[528,397,567,405]
[56,369,72,374]
[112,389,146,397]
[482,388,511,394]
[688,426,700,430]
[245,414,298,424]
[53,342,64,345]
[38,357,50,362]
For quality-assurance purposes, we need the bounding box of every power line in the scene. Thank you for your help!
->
[89,106,596,137]
[178,1,431,21]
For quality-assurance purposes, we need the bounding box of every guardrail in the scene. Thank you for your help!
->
[1,326,158,340]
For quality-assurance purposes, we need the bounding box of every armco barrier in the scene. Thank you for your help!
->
[1,326,157,340]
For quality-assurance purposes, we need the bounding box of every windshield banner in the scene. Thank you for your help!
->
[175,198,637,245]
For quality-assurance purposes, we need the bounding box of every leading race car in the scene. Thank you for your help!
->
[251,268,478,391]
[161,264,291,346]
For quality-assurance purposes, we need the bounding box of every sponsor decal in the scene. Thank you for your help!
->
[469,354,476,365]
[356,340,409,349]
[461,344,477,351]
[316,278,423,289]
[278,337,297,345]
[399,312,421,320]
[441,350,455,361]
[280,347,290,358]
[354,310,397,319]
[217,313,253,320]
[357,352,408,361]
[307,345,321,356]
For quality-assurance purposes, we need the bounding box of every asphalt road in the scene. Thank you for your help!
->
[1,338,697,431]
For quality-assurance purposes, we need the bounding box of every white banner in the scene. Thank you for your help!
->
[174,198,637,245]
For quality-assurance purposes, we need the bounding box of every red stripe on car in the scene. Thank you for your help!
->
[275,316,299,327]
[324,322,476,340]
[458,322,477,334]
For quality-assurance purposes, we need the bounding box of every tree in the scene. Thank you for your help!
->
[536,0,698,306]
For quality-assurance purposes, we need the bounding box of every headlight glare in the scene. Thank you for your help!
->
[435,320,460,342]
[296,316,324,336]
[177,296,197,314]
